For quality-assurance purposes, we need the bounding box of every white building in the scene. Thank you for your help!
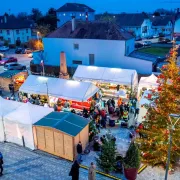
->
[56,3,95,27]
[174,16,180,44]
[0,14,35,45]
[41,20,152,74]
[115,13,152,38]
[151,16,173,36]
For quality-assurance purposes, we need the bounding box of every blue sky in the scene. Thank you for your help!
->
[0,0,179,15]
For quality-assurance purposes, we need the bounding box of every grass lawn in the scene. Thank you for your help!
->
[138,47,170,56]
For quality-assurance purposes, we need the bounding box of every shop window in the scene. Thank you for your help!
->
[89,54,95,65]
[73,60,82,65]
[16,30,20,34]
[74,43,79,50]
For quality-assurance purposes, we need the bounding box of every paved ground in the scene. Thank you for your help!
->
[0,49,32,73]
[0,143,112,180]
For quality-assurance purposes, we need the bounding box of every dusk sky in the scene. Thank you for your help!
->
[1,0,180,15]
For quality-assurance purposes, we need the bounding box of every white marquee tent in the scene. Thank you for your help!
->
[19,75,99,102]
[138,74,158,97]
[0,98,53,149]
[73,65,138,86]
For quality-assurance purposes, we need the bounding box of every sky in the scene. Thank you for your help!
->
[0,0,179,15]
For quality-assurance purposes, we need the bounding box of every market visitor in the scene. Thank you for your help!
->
[95,115,100,133]
[64,100,70,108]
[123,109,129,120]
[111,98,115,108]
[100,135,106,144]
[88,162,96,180]
[69,160,80,180]
[76,141,83,163]
[0,152,3,176]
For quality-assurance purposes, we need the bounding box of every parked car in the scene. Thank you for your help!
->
[135,43,143,49]
[142,41,152,46]
[0,57,18,65]
[28,53,33,58]
[0,46,9,52]
[0,52,5,58]
[135,37,142,41]
[159,38,171,44]
[4,62,26,71]
[23,48,33,54]
[147,36,153,39]
[15,48,24,54]
[153,34,159,38]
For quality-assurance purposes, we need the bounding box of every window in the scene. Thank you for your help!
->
[0,30,2,33]
[27,36,29,41]
[63,13,66,16]
[89,54,95,65]
[74,43,79,50]
[8,38,11,43]
[73,60,82,65]
[26,29,28,33]
[17,37,20,40]
[7,30,10,35]
[16,30,20,34]
[80,13,82,16]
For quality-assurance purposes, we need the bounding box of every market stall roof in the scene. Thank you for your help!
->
[19,75,99,102]
[139,74,158,88]
[4,102,53,125]
[139,90,151,105]
[0,70,22,78]
[34,112,90,137]
[0,97,23,117]
[73,65,138,86]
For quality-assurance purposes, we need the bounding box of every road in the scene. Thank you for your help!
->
[0,49,32,74]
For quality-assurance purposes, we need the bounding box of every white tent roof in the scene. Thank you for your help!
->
[19,75,99,101]
[4,102,53,125]
[73,65,138,86]
[0,97,23,117]
[139,74,158,88]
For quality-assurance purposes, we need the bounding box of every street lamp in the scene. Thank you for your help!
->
[164,114,180,180]
[37,31,40,50]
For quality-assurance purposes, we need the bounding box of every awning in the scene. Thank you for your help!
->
[73,65,138,86]
[19,75,99,102]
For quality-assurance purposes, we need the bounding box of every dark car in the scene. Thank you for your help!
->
[4,62,26,71]
[135,37,142,41]
[15,48,24,54]
[135,43,143,49]
[0,57,18,65]
[147,36,153,39]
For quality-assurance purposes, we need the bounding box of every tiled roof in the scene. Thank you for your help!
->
[46,21,134,40]
[151,16,173,26]
[56,3,95,13]
[114,13,149,27]
[0,16,34,29]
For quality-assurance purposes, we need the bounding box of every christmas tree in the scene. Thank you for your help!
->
[97,133,117,172]
[136,43,180,169]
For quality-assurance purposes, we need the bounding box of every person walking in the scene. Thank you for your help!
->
[0,152,3,176]
[69,160,80,180]
[88,162,96,180]
[76,141,83,163]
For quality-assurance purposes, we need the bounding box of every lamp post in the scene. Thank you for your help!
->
[37,31,40,50]
[164,114,180,180]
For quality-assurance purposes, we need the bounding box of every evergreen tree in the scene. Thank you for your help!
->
[97,134,117,172]
[136,44,180,169]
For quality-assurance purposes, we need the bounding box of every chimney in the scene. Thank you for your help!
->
[59,51,69,79]
[4,15,7,23]
[71,15,76,32]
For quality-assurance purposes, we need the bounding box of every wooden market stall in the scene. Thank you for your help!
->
[0,70,28,91]
[33,112,90,161]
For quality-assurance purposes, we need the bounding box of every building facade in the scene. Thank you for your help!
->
[56,3,95,27]
[0,15,35,45]
[39,21,152,74]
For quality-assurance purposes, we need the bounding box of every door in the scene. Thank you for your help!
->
[45,129,54,154]
[89,54,95,65]
[54,132,64,157]
[64,134,73,161]
[36,127,45,150]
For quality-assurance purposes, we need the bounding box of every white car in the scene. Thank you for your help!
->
[142,41,152,46]
[0,46,9,52]
[28,53,33,58]
[0,52,5,58]
[153,34,159,38]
